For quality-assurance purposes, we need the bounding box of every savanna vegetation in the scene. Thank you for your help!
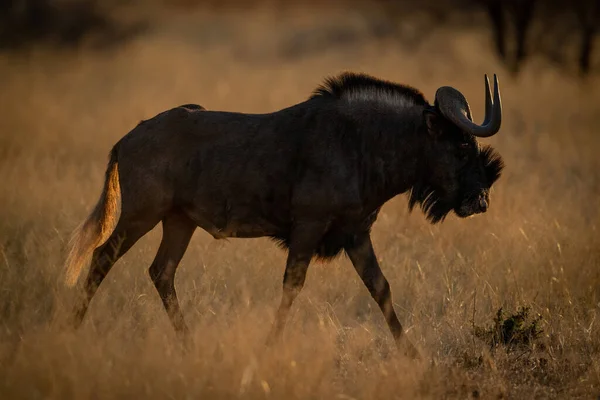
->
[0,2,599,398]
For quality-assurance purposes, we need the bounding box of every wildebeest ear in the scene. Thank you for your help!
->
[423,108,443,137]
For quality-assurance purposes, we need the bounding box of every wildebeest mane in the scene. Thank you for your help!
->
[310,72,429,108]
[480,145,504,185]
[408,183,451,224]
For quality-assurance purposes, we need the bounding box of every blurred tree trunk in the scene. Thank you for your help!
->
[0,0,52,47]
[483,0,536,74]
[512,0,536,71]
[577,0,600,75]
[485,0,507,61]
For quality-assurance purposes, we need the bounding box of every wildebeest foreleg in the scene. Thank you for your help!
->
[148,211,196,338]
[266,221,326,345]
[344,232,420,358]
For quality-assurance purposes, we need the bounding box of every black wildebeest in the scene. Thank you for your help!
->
[65,72,504,358]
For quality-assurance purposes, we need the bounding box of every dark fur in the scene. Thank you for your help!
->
[408,145,504,224]
[272,72,504,257]
[66,72,504,357]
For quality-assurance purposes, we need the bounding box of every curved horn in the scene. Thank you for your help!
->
[435,74,502,138]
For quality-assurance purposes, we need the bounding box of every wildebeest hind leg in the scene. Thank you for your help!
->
[148,211,196,339]
[344,231,420,359]
[266,221,326,346]
[74,219,158,327]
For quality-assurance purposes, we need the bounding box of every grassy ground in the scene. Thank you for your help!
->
[0,4,599,399]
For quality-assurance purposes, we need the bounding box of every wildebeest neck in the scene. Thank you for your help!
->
[309,72,431,211]
[341,102,427,212]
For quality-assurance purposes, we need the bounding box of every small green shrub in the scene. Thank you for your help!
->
[474,307,543,351]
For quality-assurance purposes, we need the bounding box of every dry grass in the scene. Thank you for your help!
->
[1,4,599,399]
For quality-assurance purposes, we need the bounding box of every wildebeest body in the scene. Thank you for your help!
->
[64,72,504,358]
[119,97,423,257]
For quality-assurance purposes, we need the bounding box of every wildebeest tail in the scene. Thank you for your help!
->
[64,145,121,287]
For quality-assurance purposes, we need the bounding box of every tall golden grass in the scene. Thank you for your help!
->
[0,4,599,399]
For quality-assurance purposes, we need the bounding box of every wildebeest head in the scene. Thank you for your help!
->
[410,75,504,223]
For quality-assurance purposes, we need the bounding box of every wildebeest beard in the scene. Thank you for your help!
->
[408,145,504,224]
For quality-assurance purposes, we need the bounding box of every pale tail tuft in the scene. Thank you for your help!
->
[64,147,121,287]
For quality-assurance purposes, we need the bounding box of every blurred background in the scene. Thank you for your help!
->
[1,0,599,75]
[0,1,599,399]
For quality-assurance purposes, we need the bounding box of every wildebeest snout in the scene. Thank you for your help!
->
[457,190,490,217]
[478,193,489,213]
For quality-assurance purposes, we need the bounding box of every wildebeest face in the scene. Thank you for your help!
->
[452,142,504,219]
[409,74,504,223]
[409,109,504,223]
